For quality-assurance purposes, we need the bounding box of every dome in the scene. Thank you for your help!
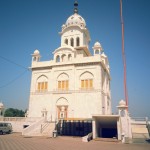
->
[0,102,4,108]
[66,13,86,28]
[34,49,40,55]
[119,100,126,106]
[94,42,101,47]
[62,24,65,28]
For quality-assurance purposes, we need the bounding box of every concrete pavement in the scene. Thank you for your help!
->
[0,133,150,150]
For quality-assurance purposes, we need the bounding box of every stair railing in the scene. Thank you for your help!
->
[22,117,45,135]
[146,117,150,137]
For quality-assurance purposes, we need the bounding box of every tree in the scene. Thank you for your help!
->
[4,108,25,117]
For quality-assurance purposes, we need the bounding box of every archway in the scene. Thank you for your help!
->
[56,98,69,120]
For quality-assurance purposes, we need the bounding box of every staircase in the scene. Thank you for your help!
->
[41,121,56,137]
[22,118,55,137]
[132,124,148,139]
[131,117,149,143]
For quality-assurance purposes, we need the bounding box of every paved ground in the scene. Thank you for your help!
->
[0,133,150,150]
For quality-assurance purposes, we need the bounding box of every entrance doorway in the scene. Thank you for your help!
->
[56,97,69,120]
[101,127,117,138]
[57,106,68,119]
[92,115,119,139]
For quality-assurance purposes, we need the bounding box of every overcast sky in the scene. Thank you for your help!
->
[0,0,150,118]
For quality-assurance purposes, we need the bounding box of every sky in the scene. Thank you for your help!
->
[0,0,150,118]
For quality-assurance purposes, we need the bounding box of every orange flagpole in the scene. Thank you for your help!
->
[120,0,128,109]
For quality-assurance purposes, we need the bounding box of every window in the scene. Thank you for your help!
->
[37,82,48,92]
[80,79,93,89]
[33,57,36,61]
[68,54,72,61]
[76,37,80,46]
[36,75,48,92]
[58,80,69,90]
[95,49,99,54]
[56,55,60,62]
[80,72,94,90]
[57,73,69,90]
[70,38,74,47]
[64,39,68,45]
[61,54,66,62]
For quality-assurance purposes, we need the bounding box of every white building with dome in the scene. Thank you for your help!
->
[28,2,111,122]
[0,2,147,141]
[26,1,117,138]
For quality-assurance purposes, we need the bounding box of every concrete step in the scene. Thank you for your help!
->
[132,133,149,139]
[131,138,150,144]
[94,138,120,143]
[41,122,55,137]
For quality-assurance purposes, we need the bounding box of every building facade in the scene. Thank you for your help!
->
[28,2,111,122]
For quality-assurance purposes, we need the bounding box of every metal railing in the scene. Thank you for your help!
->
[22,117,45,135]
[131,117,147,122]
[146,117,150,137]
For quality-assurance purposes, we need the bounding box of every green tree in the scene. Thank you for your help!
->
[4,108,25,117]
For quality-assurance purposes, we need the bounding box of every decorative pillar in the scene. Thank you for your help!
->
[31,49,41,62]
[92,117,97,139]
[117,100,132,143]
[92,41,103,55]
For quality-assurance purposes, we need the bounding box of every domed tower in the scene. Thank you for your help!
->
[92,41,103,55]
[60,1,91,48]
[31,49,41,62]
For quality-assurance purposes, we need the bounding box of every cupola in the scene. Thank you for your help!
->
[32,49,41,62]
[92,41,103,55]
[62,1,86,31]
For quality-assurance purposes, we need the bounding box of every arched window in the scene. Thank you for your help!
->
[33,57,36,61]
[80,72,94,89]
[64,39,68,45]
[37,75,48,92]
[57,73,69,90]
[61,54,66,62]
[68,54,72,61]
[76,37,80,46]
[70,38,74,47]
[95,49,99,54]
[56,55,60,62]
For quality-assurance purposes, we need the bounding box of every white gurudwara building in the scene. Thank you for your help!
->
[1,2,149,142]
[26,1,117,138]
[25,1,144,141]
[28,2,111,121]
